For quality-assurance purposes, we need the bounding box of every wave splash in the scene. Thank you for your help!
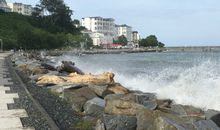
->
[117,60,220,111]
[53,55,220,111]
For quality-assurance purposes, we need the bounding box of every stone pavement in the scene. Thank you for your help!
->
[0,53,34,130]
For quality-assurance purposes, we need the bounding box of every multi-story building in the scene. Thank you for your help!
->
[81,30,105,46]
[81,17,116,45]
[115,24,132,42]
[0,0,11,12]
[8,2,32,16]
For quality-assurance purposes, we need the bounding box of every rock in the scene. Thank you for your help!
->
[17,63,48,75]
[58,61,84,75]
[205,109,220,127]
[41,62,57,71]
[50,84,85,94]
[88,83,129,98]
[170,104,187,116]
[193,120,220,130]
[157,99,173,108]
[104,94,144,116]
[136,108,155,130]
[183,105,204,117]
[132,93,157,110]
[88,84,112,98]
[102,114,137,130]
[95,119,105,130]
[31,66,48,75]
[143,100,158,110]
[136,108,196,130]
[107,83,129,95]
[154,116,195,130]
[64,87,97,112]
[205,109,220,119]
[83,97,105,117]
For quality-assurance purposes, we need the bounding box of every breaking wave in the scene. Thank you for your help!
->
[52,53,220,111]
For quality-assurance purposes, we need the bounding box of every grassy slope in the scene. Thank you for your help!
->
[0,12,34,49]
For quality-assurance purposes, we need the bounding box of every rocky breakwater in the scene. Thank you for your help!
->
[12,52,220,130]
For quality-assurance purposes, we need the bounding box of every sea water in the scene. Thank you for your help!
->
[51,52,220,111]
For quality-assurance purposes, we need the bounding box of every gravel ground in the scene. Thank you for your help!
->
[5,57,51,130]
[6,56,82,130]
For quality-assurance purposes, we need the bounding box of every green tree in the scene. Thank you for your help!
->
[66,33,93,49]
[115,35,128,46]
[82,34,93,49]
[33,0,73,32]
[139,35,160,47]
[158,42,165,48]
[146,35,158,47]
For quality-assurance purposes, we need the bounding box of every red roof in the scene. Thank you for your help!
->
[111,44,122,47]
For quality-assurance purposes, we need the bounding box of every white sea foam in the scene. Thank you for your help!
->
[53,54,220,111]
[116,60,220,111]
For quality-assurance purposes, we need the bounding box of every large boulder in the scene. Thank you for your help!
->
[102,114,137,130]
[64,87,97,112]
[136,108,196,130]
[58,61,84,75]
[107,83,129,95]
[95,119,105,130]
[136,108,156,130]
[133,92,158,110]
[183,105,204,117]
[88,84,113,98]
[50,84,85,94]
[104,94,144,116]
[88,83,129,98]
[193,120,220,130]
[83,97,105,117]
[205,109,220,127]
[153,116,195,130]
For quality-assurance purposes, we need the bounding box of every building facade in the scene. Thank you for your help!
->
[132,31,140,47]
[0,0,11,12]
[81,17,116,45]
[115,24,132,42]
[8,2,32,16]
[81,30,105,46]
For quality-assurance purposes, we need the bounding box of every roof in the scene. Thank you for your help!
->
[115,24,132,28]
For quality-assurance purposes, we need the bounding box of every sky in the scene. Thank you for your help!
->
[6,0,220,46]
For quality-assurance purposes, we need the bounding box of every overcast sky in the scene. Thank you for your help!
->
[6,0,220,46]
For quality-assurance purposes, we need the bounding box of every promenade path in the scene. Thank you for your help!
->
[0,52,34,130]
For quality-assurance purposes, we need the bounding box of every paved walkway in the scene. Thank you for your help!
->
[0,53,34,130]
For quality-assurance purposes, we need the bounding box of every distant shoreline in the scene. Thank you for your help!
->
[46,48,165,56]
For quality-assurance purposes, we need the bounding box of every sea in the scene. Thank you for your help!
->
[51,51,220,111]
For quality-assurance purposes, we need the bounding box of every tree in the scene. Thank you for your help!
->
[34,0,73,32]
[114,35,128,46]
[139,35,160,47]
[158,42,165,48]
[66,33,93,49]
[146,35,158,47]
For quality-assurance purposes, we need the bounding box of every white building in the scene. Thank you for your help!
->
[0,0,11,12]
[8,2,32,16]
[81,17,116,45]
[81,30,104,46]
[115,24,132,42]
